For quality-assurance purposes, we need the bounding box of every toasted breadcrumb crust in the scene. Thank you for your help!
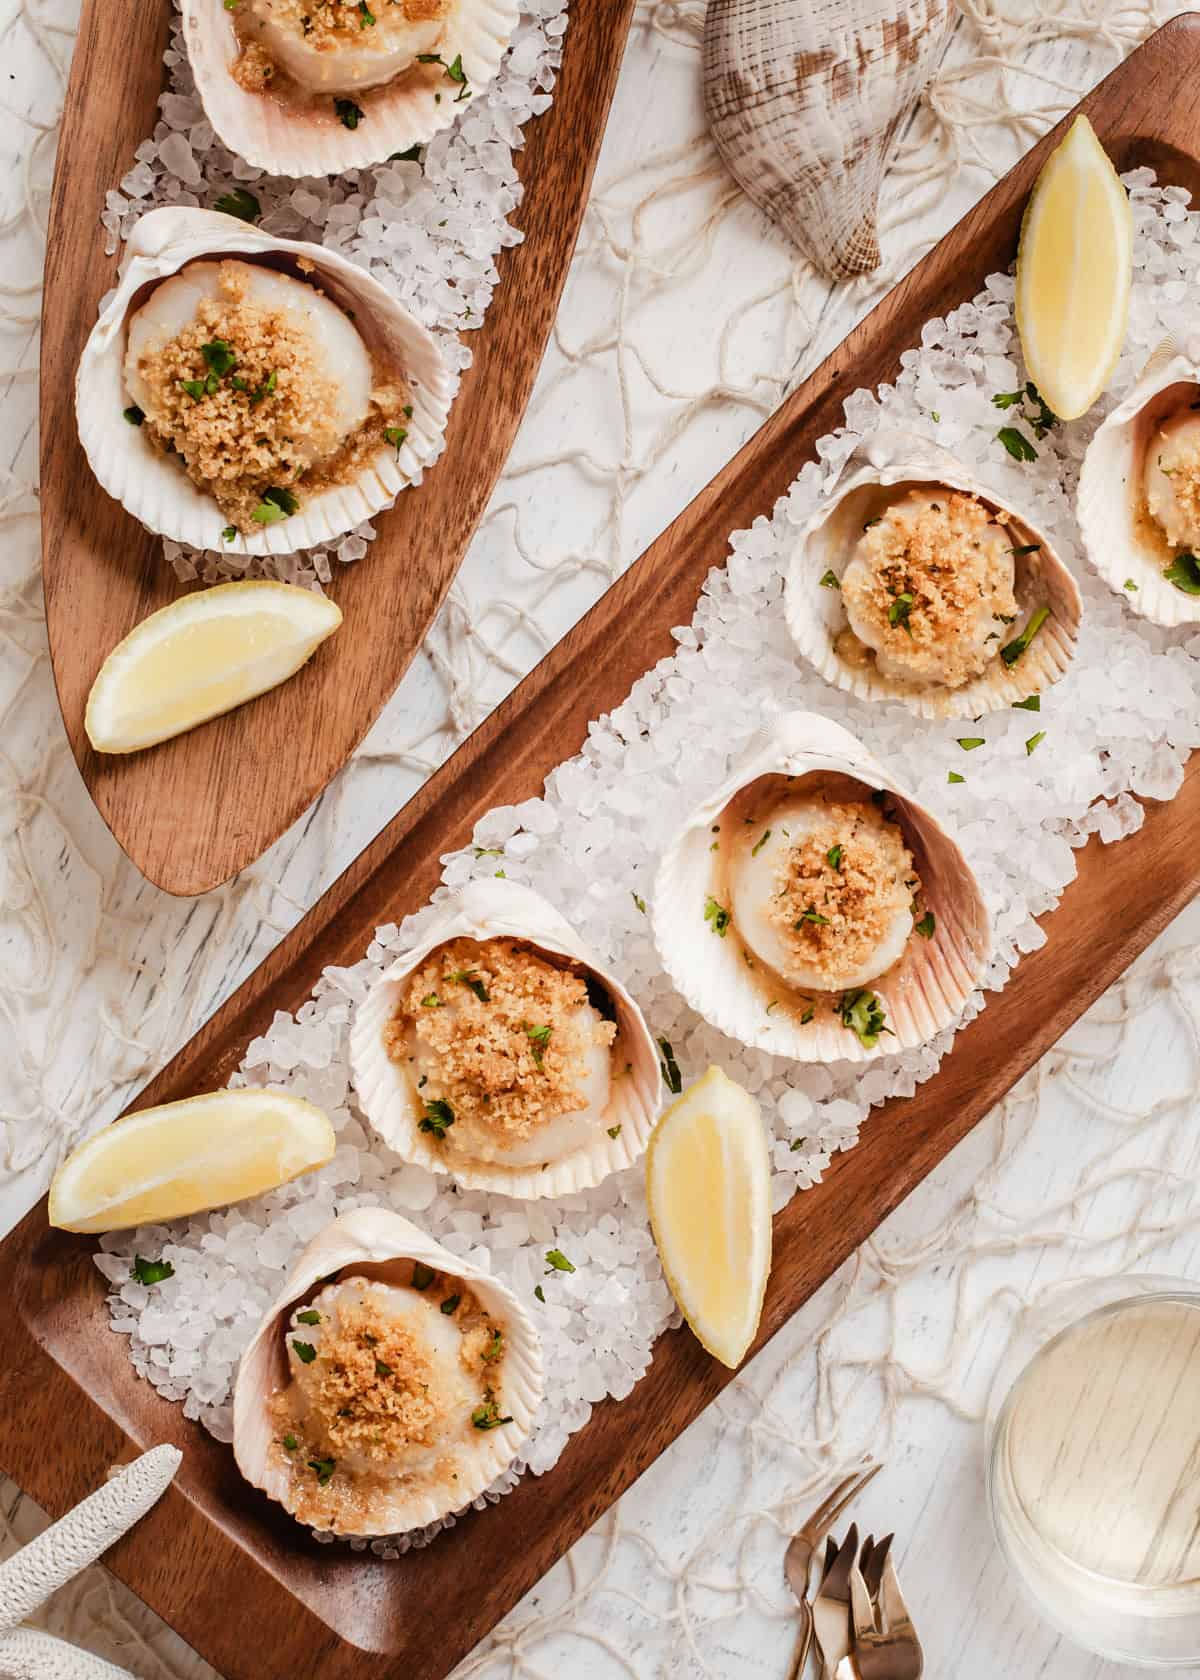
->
[842,490,1019,687]
[252,0,448,48]
[231,38,277,91]
[132,260,409,531]
[384,937,616,1149]
[764,801,919,988]
[1148,421,1200,547]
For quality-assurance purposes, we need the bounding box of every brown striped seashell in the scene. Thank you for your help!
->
[703,0,953,280]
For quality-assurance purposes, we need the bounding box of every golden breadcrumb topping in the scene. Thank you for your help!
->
[384,937,616,1148]
[294,1293,443,1463]
[764,802,919,987]
[133,260,408,532]
[842,491,1019,686]
[253,0,448,47]
[231,39,277,91]
[1149,425,1200,547]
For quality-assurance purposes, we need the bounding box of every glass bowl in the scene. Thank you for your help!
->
[986,1275,1200,1667]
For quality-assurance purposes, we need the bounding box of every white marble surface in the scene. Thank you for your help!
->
[2,0,1200,1675]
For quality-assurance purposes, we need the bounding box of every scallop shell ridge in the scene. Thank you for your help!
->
[75,207,453,556]
[651,710,991,1064]
[784,429,1082,719]
[349,878,661,1199]
[232,1206,544,1537]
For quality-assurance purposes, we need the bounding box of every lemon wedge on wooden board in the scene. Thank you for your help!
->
[645,1065,772,1369]
[48,1088,335,1233]
[1015,114,1132,422]
[84,579,342,754]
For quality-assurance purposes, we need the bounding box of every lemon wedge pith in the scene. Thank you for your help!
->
[48,1088,336,1233]
[1015,113,1132,422]
[85,579,343,754]
[646,1065,772,1369]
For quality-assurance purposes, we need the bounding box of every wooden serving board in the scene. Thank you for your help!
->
[40,0,634,897]
[8,20,1200,1679]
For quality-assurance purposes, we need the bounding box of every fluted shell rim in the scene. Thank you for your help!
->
[348,878,661,1199]
[651,710,991,1064]
[1076,332,1200,626]
[232,1206,544,1537]
[784,429,1082,718]
[75,207,452,556]
[182,0,520,176]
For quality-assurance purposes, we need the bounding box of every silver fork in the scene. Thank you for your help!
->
[847,1542,923,1680]
[781,1465,881,1680]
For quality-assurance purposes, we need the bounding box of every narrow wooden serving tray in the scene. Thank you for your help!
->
[40,0,634,897]
[8,21,1200,1679]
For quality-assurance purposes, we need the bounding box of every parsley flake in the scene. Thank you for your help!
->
[420,992,442,1008]
[914,911,936,939]
[1123,578,1139,592]
[607,1125,622,1139]
[419,1098,455,1138]
[448,968,489,1002]
[221,525,237,543]
[123,404,144,426]
[291,1340,317,1364]
[132,1255,174,1286]
[1025,731,1046,755]
[213,186,261,223]
[838,989,891,1049]
[471,1392,513,1431]
[482,1327,504,1363]
[657,1037,682,1094]
[947,771,965,784]
[631,891,647,913]
[308,1457,336,1485]
[335,97,365,129]
[704,896,731,937]
[544,1249,575,1274]
[1164,552,1200,595]
[201,338,237,377]
[295,1308,321,1325]
[440,1294,460,1315]
[1009,543,1041,557]
[956,736,985,751]
[251,486,299,525]
[282,1434,298,1452]
[1000,605,1049,666]
[1012,695,1040,711]
[751,828,772,857]
[524,1022,552,1067]
[534,1285,546,1303]
[997,426,1037,463]
[383,425,407,455]
[887,590,914,632]
[374,1358,393,1377]
[819,569,841,589]
[411,1261,435,1290]
[795,906,830,926]
[388,143,423,163]
[826,843,844,870]
[358,0,375,22]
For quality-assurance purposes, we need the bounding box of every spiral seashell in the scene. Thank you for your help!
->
[703,0,953,280]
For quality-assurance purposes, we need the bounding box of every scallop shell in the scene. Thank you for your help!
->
[784,429,1082,718]
[703,0,953,280]
[184,0,519,176]
[76,206,452,556]
[1077,333,1200,625]
[651,710,990,1064]
[349,877,661,1198]
[232,1206,543,1537]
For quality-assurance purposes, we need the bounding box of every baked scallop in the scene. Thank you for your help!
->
[349,879,661,1198]
[76,207,451,556]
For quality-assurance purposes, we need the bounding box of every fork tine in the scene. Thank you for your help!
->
[864,1533,892,1603]
[859,1533,875,1583]
[878,1548,913,1635]
[821,1534,838,1582]
[848,1564,875,1644]
[798,1462,881,1545]
[822,1523,860,1602]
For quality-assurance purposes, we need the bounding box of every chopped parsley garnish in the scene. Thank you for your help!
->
[1012,695,1040,711]
[291,1340,317,1363]
[473,846,503,857]
[221,525,237,543]
[1009,544,1040,557]
[991,389,1023,409]
[251,486,299,525]
[534,1284,546,1303]
[471,1392,513,1430]
[388,144,423,163]
[607,1125,622,1139]
[375,1359,393,1377]
[419,1098,455,1138]
[1025,731,1046,755]
[201,338,237,377]
[795,906,830,926]
[384,425,407,454]
[996,426,1037,463]
[525,1022,552,1067]
[992,383,1056,438]
[420,992,442,1008]
[308,1457,336,1485]
[440,1294,460,1315]
[282,1434,298,1451]
[887,590,914,632]
[631,891,647,913]
[947,771,965,784]
[295,1308,321,1325]
[213,186,261,223]
[335,97,365,128]
[448,968,489,1002]
[914,911,936,939]
[704,896,731,937]
[751,829,771,857]
[132,1255,174,1286]
[358,0,375,22]
[1124,578,1138,592]
[826,843,843,870]
[1163,552,1200,595]
[180,377,208,402]
[482,1328,504,1363]
[544,1249,575,1274]
[1000,605,1049,666]
[411,1261,435,1290]
[418,51,470,99]
[123,404,144,426]
[819,569,841,589]
[956,736,985,751]
[862,516,881,529]
[838,988,891,1049]
[800,1005,815,1025]
[658,1037,682,1094]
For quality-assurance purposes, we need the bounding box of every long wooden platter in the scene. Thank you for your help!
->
[7,20,1200,1679]
[40,0,634,897]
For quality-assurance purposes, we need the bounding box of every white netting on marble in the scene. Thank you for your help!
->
[0,0,1196,1675]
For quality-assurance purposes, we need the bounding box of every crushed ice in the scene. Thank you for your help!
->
[101,170,1200,1550]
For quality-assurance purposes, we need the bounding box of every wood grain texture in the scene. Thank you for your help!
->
[7,19,1200,1679]
[40,0,635,897]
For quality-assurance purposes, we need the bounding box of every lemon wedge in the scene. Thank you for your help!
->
[645,1065,772,1368]
[85,580,342,753]
[48,1088,336,1233]
[1014,114,1132,422]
